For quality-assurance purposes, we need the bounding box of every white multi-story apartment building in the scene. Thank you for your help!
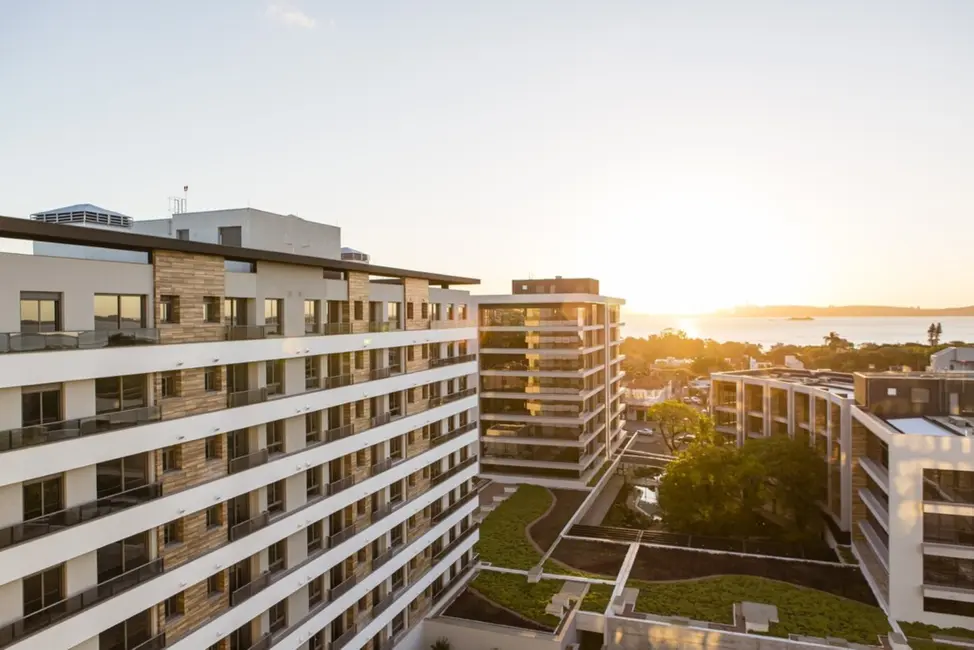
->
[475,278,625,487]
[0,206,481,650]
[713,367,974,631]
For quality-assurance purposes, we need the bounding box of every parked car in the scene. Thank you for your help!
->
[636,427,654,436]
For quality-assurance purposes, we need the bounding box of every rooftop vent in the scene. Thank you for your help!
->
[31,203,133,229]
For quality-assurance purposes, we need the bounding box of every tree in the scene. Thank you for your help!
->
[657,443,765,536]
[741,436,827,540]
[928,323,939,346]
[644,401,714,454]
[690,355,731,376]
[430,639,452,650]
[822,331,852,350]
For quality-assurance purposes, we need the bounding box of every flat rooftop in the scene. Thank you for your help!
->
[713,368,854,394]
[886,415,974,438]
[0,214,479,286]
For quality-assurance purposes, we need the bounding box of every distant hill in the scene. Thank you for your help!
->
[716,305,974,318]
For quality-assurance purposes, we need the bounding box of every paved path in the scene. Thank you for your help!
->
[580,475,625,525]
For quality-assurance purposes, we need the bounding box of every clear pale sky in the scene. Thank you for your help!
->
[2,1,973,314]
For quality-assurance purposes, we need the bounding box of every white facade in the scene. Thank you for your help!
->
[929,347,974,372]
[475,287,626,487]
[0,210,480,650]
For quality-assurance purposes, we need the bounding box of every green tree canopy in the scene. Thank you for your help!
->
[644,400,720,453]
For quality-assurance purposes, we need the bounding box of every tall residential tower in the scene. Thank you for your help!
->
[476,278,625,488]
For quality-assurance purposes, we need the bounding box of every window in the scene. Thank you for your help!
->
[357,498,366,516]
[356,448,367,466]
[161,446,181,472]
[304,300,320,334]
[308,575,324,606]
[421,302,428,319]
[23,475,63,521]
[421,344,429,360]
[202,366,220,392]
[305,356,319,389]
[224,298,246,326]
[159,295,179,324]
[160,372,179,398]
[176,229,189,240]
[20,292,61,333]
[267,420,285,454]
[422,385,429,400]
[355,351,365,370]
[267,480,284,512]
[269,599,287,633]
[207,573,224,596]
[95,374,147,413]
[264,299,282,335]
[205,435,222,459]
[163,520,183,546]
[203,297,221,323]
[268,541,286,573]
[355,400,364,418]
[94,294,145,330]
[407,346,415,362]
[218,226,242,247]
[925,554,974,591]
[22,384,61,427]
[164,592,185,618]
[265,360,283,394]
[206,505,223,528]
[407,302,414,319]
[925,597,974,617]
[357,548,367,563]
[458,304,467,320]
[307,467,322,497]
[354,301,364,320]
[407,388,416,404]
[924,512,974,546]
[307,521,323,553]
[924,469,974,504]
[23,564,63,617]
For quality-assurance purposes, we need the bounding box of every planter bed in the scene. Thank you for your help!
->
[476,484,552,569]
[629,575,890,645]
[628,546,877,606]
[530,489,587,553]
[548,538,628,577]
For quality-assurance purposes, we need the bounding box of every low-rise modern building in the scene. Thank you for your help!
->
[850,372,974,630]
[710,368,855,541]
[714,366,974,631]
[475,278,625,487]
[624,384,672,423]
[0,206,481,650]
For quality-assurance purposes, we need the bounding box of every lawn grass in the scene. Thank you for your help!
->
[628,576,890,645]
[471,571,563,629]
[900,621,974,648]
[476,484,552,569]
[587,461,610,487]
[580,583,615,613]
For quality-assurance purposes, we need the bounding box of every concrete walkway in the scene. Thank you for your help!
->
[580,475,624,525]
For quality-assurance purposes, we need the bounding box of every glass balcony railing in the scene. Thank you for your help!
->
[431,354,477,368]
[227,387,268,408]
[323,322,353,335]
[0,405,162,452]
[368,321,402,333]
[225,325,271,341]
[325,374,353,389]
[429,388,477,408]
[431,422,477,447]
[0,558,163,648]
[431,457,477,486]
[324,423,354,443]
[228,511,270,542]
[0,328,160,354]
[327,475,355,497]
[230,571,271,606]
[227,448,270,474]
[0,482,162,549]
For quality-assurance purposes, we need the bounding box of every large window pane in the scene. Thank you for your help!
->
[96,377,121,413]
[120,375,146,410]
[38,300,58,331]
[20,300,39,330]
[94,295,120,330]
[119,296,143,329]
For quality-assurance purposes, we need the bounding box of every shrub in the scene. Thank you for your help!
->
[580,583,615,612]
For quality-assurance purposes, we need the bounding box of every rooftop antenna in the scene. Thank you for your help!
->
[168,185,189,215]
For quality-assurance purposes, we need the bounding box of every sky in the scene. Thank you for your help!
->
[2,1,973,314]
